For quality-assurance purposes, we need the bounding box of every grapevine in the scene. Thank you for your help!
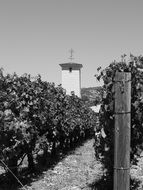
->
[0,69,97,178]
[94,55,143,189]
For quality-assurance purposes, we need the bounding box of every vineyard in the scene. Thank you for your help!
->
[0,69,97,186]
[1,54,143,190]
[94,55,143,189]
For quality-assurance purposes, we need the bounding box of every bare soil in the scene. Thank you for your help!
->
[1,139,143,190]
[20,139,102,190]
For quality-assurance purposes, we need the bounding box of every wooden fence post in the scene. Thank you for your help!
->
[114,72,131,190]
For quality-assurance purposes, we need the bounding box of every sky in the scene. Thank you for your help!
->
[0,0,143,88]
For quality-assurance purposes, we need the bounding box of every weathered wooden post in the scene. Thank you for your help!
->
[114,72,131,190]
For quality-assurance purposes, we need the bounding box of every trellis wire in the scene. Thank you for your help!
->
[0,159,29,190]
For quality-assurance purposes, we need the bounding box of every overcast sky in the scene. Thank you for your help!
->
[0,0,143,87]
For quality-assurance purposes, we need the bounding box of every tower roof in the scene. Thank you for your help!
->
[59,62,83,70]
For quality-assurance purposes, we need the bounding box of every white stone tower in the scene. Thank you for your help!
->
[59,49,83,97]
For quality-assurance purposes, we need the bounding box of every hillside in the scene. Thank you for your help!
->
[81,86,103,107]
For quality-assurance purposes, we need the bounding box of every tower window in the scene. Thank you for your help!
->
[69,67,72,72]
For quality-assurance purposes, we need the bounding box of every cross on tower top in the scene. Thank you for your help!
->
[69,48,74,62]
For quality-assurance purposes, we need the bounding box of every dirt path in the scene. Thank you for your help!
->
[21,139,102,190]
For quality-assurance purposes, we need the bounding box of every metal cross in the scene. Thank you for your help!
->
[69,48,74,62]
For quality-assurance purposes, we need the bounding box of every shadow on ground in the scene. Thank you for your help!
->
[88,176,141,190]
[0,138,92,190]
